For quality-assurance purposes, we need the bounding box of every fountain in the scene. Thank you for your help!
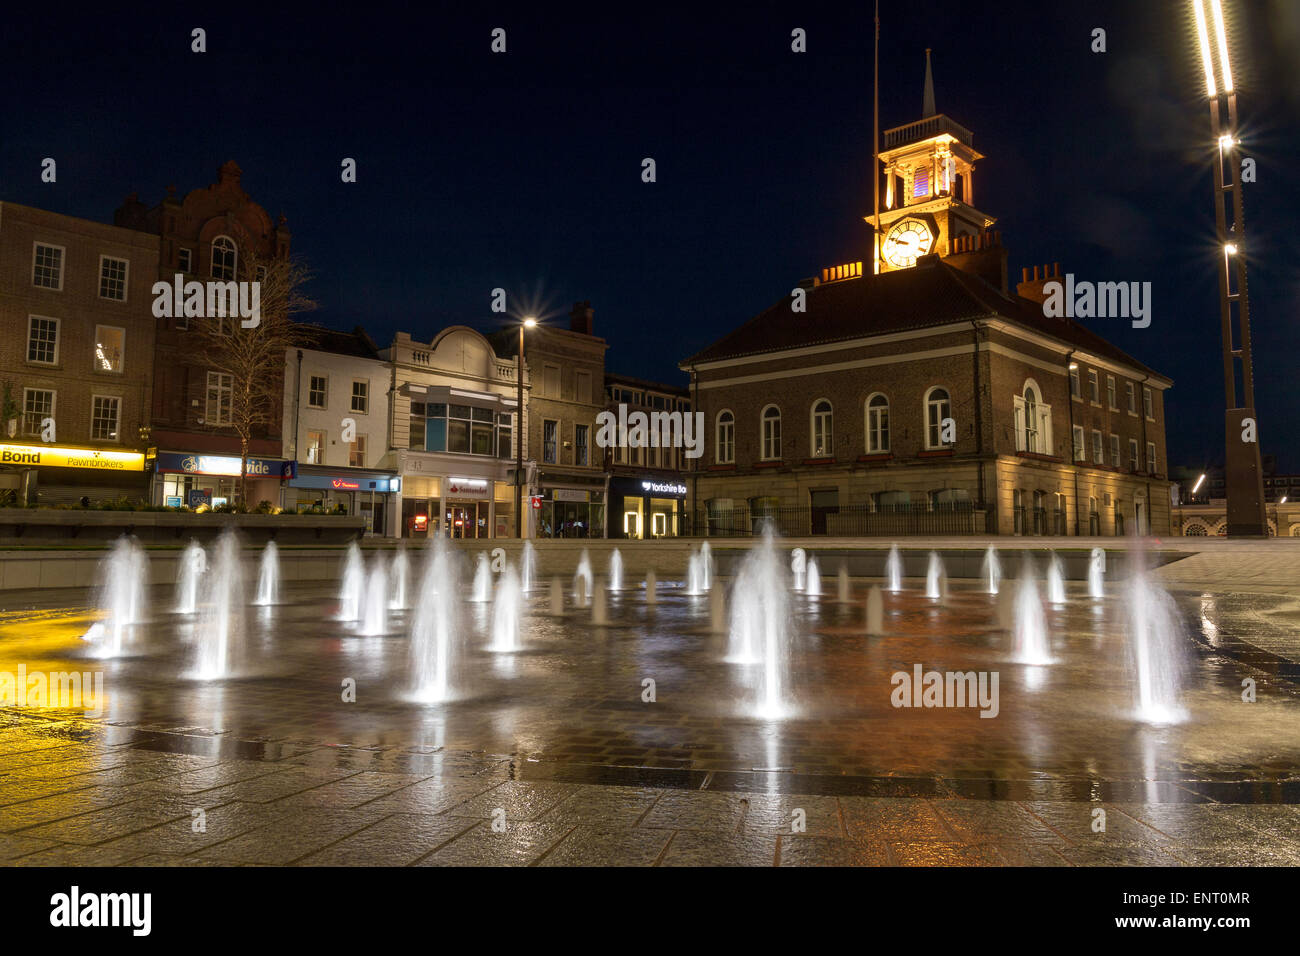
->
[175,539,206,615]
[189,529,246,679]
[885,543,903,592]
[700,542,712,591]
[337,542,365,622]
[408,539,464,703]
[644,569,657,604]
[995,588,1016,630]
[1088,548,1106,600]
[1126,569,1187,724]
[865,585,884,636]
[521,541,537,591]
[608,549,624,591]
[488,565,523,652]
[592,581,609,625]
[685,546,711,596]
[359,553,389,636]
[1010,566,1053,666]
[791,549,806,592]
[728,529,793,718]
[253,540,280,606]
[574,550,593,606]
[925,551,944,600]
[804,557,821,598]
[389,546,410,611]
[470,552,493,603]
[837,566,850,604]
[982,545,1001,595]
[549,576,564,616]
[1046,551,1067,605]
[82,534,148,657]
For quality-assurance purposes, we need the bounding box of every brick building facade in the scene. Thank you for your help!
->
[0,202,158,503]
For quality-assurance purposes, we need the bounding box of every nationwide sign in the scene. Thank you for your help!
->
[155,453,290,478]
[0,444,144,471]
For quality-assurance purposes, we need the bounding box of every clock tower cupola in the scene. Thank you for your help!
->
[870,49,996,274]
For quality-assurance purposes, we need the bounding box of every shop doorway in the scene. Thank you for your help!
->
[446,500,490,538]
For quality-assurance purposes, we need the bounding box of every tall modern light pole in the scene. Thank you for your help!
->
[514,316,537,538]
[1192,0,1267,536]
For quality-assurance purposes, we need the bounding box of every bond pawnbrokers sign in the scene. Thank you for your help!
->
[0,444,145,471]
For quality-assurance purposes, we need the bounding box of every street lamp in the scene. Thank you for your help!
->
[514,317,537,538]
[1191,0,1267,536]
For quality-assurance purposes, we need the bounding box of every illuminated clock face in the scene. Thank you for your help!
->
[882,220,934,268]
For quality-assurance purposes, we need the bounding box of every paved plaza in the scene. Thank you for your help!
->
[1,540,1299,867]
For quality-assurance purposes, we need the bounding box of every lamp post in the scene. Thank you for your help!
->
[514,317,537,538]
[1192,0,1267,536]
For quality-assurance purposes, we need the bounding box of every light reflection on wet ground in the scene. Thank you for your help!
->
[1,576,1299,866]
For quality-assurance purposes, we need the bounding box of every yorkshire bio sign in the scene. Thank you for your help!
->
[0,444,144,471]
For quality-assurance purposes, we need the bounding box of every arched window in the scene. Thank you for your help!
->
[761,405,781,461]
[865,393,889,453]
[1013,378,1052,455]
[716,410,735,464]
[924,387,951,449]
[210,236,237,281]
[810,399,832,457]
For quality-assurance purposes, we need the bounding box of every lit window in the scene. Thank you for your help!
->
[93,325,125,373]
[306,429,325,464]
[349,434,366,467]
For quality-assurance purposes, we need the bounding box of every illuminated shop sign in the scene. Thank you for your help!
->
[155,453,290,478]
[640,480,687,496]
[447,477,489,496]
[289,471,397,492]
[0,444,144,471]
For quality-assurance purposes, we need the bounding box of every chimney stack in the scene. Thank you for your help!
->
[569,300,595,335]
[1016,262,1063,306]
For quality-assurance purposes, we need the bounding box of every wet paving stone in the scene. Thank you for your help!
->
[777,834,889,866]
[296,813,480,866]
[94,801,293,855]
[638,790,752,832]
[658,829,778,867]
[839,796,955,842]
[415,820,575,866]
[193,806,392,864]
[889,842,1008,866]
[538,825,674,866]
[537,784,665,827]
[445,781,575,822]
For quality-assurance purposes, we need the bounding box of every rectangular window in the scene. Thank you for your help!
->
[1072,425,1085,462]
[1087,370,1099,404]
[93,325,125,373]
[1069,367,1081,399]
[27,316,60,365]
[98,256,129,301]
[1143,387,1154,420]
[90,395,120,441]
[1146,441,1157,474]
[1126,381,1136,413]
[1129,438,1139,472]
[308,376,327,408]
[1091,430,1103,465]
[543,420,558,463]
[178,248,193,273]
[1106,375,1117,410]
[306,429,325,464]
[1110,433,1120,468]
[912,167,930,198]
[497,412,514,459]
[351,380,369,414]
[349,435,366,467]
[544,365,560,398]
[575,423,589,466]
[427,403,448,452]
[22,389,54,437]
[575,370,592,404]
[205,371,233,425]
[32,243,64,290]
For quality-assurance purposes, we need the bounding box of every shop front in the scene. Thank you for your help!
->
[608,476,687,539]
[285,467,399,535]
[395,451,514,540]
[538,485,605,539]
[153,452,291,509]
[0,443,147,505]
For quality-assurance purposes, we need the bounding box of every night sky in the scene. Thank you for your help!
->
[4,1,1298,470]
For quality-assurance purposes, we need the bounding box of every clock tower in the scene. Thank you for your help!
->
[870,50,996,273]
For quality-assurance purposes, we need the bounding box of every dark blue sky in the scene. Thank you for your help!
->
[4,1,1298,470]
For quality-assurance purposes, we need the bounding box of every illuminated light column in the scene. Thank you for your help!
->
[1192,0,1267,536]
[514,316,536,538]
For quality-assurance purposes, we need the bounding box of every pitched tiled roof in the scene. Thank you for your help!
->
[681,260,1168,383]
[293,325,381,359]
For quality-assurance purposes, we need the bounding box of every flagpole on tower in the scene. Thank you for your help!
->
[872,0,881,274]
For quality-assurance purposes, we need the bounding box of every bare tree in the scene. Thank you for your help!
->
[194,248,317,507]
